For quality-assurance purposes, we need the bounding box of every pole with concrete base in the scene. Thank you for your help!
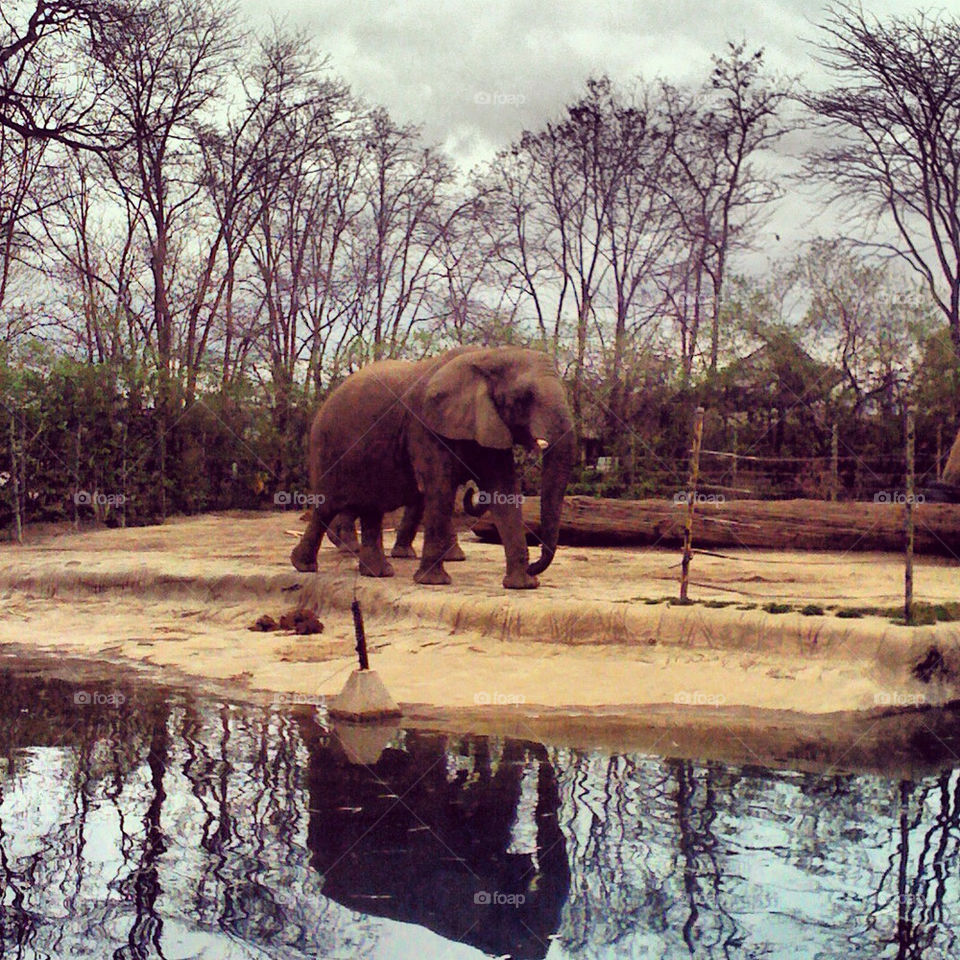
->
[328,596,401,722]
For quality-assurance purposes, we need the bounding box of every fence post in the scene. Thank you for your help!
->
[679,406,705,603]
[731,424,738,488]
[830,423,839,501]
[9,410,22,545]
[904,408,915,625]
[936,422,943,480]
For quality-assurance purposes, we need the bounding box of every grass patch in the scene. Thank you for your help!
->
[763,602,793,615]
[736,602,758,611]
[933,602,960,622]
[836,608,864,619]
[800,604,825,616]
[643,598,665,605]
[702,600,735,609]
[887,602,954,627]
[670,597,696,606]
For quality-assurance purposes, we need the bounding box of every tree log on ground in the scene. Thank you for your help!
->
[468,496,960,558]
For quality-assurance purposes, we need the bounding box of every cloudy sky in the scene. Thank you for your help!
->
[233,0,933,260]
[239,0,923,166]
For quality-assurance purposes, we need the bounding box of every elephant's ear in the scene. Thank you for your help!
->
[423,356,513,449]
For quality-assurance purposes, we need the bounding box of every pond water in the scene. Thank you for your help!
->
[0,667,959,960]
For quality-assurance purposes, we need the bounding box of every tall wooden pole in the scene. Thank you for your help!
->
[830,423,839,501]
[680,406,705,603]
[904,407,915,624]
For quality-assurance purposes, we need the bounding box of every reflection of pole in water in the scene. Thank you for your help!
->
[897,779,910,960]
[671,759,736,957]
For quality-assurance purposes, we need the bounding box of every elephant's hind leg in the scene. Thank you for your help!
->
[329,511,360,555]
[444,532,466,561]
[414,485,454,586]
[358,510,394,578]
[291,506,333,572]
[390,499,422,559]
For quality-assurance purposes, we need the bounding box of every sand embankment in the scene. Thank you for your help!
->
[0,511,958,728]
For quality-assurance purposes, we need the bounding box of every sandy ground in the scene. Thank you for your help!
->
[0,509,958,735]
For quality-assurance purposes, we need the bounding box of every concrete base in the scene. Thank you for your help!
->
[328,669,402,722]
[333,720,401,764]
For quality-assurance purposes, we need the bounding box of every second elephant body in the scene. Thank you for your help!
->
[326,500,466,562]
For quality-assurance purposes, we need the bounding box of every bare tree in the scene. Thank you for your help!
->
[40,150,144,362]
[661,44,792,376]
[0,0,128,149]
[347,108,462,361]
[0,115,51,337]
[804,4,960,357]
[90,0,240,516]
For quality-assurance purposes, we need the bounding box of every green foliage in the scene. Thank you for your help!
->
[0,342,318,534]
[762,602,792,614]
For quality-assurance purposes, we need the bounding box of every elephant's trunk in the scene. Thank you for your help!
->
[527,426,576,576]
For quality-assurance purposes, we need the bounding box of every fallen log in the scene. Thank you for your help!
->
[468,496,960,558]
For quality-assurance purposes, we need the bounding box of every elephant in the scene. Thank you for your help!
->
[326,500,467,561]
[290,346,576,589]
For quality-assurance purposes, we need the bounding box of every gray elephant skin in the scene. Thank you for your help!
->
[290,346,576,589]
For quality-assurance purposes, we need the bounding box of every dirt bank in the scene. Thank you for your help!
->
[0,511,958,725]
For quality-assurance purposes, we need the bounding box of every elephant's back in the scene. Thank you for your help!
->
[311,360,419,507]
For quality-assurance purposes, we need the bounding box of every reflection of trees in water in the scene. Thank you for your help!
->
[2,671,960,960]
[0,679,370,959]
[550,750,960,959]
[862,773,960,959]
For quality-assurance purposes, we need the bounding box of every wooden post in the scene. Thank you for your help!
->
[731,424,738,487]
[351,598,370,670]
[936,422,943,480]
[679,406,705,603]
[9,410,22,545]
[904,407,915,625]
[830,423,839,502]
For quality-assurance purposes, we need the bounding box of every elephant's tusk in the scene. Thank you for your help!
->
[536,438,549,450]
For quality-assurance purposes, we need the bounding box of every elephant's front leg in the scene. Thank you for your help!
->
[489,483,537,590]
[414,486,455,586]
[357,510,394,578]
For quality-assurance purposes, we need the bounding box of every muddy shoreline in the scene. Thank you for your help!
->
[3,641,960,781]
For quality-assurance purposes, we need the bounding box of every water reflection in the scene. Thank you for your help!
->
[298,722,569,958]
[0,668,958,959]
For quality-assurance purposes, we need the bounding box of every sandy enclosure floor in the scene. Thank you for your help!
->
[0,510,959,723]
